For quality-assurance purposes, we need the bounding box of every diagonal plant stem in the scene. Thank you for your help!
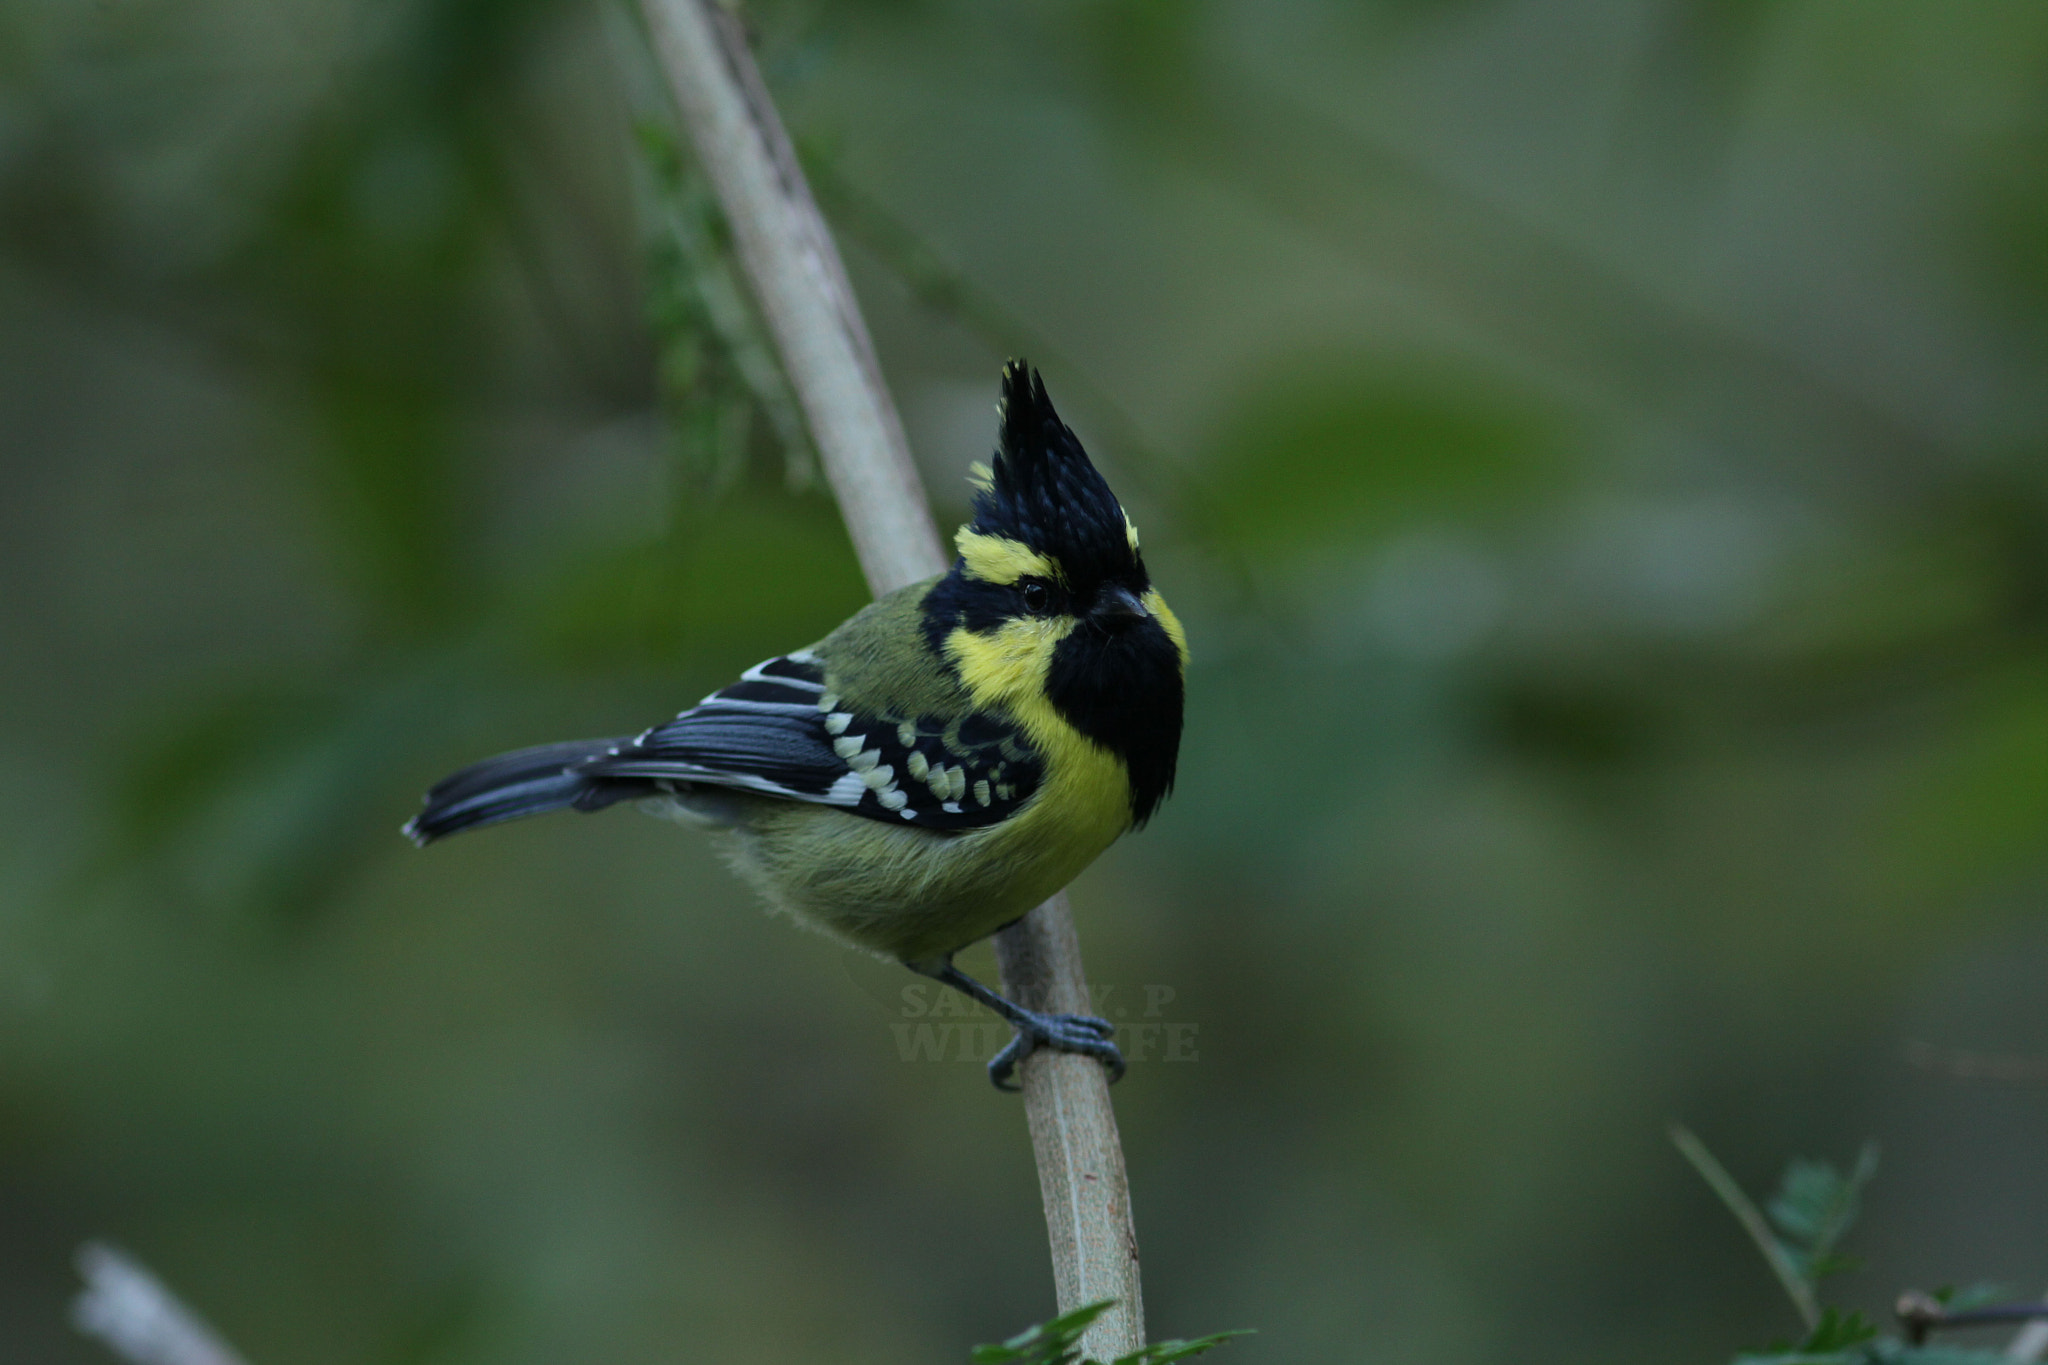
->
[1670,1123,1820,1330]
[632,0,1145,1355]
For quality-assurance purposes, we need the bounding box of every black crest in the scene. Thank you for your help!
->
[971,363,1136,586]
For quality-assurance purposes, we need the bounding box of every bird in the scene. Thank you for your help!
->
[403,362,1187,1089]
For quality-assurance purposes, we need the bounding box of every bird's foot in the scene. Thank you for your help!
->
[905,957,1126,1092]
[988,1009,1123,1091]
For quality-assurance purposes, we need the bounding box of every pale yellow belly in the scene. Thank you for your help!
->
[696,789,1125,965]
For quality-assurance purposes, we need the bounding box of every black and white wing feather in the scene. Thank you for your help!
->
[576,652,1044,832]
[577,653,863,805]
[407,651,1044,842]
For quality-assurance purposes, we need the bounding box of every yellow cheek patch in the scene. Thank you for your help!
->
[944,616,1076,707]
[1143,589,1190,665]
[1124,513,1141,555]
[955,527,1060,586]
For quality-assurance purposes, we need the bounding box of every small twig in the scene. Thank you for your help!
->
[1669,1123,1820,1330]
[72,1243,249,1365]
[633,0,1146,1355]
[1898,1291,2048,1348]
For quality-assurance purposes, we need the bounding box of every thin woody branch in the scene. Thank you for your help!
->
[632,0,1146,1355]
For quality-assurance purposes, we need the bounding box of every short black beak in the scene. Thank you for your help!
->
[1093,584,1151,627]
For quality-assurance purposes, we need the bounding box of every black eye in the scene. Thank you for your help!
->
[1021,581,1051,615]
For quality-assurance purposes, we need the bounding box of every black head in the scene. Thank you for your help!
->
[923,362,1186,826]
[969,363,1139,588]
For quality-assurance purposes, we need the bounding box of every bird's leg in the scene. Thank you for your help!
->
[909,958,1124,1091]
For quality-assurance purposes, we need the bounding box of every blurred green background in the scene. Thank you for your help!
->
[7,0,2048,1361]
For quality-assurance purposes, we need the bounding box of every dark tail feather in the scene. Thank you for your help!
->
[404,738,640,846]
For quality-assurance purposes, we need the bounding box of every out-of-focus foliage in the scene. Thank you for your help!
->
[8,0,2048,1362]
[1674,1126,1879,1333]
[1673,1134,2020,1365]
[970,1299,1247,1365]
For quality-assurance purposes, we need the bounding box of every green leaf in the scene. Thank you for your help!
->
[1799,1307,1877,1352]
[1766,1143,1880,1284]
[1109,1328,1253,1364]
[970,1303,1249,1365]
[970,1301,1113,1365]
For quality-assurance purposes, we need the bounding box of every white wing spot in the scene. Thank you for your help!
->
[878,788,909,811]
[906,750,929,781]
[825,712,853,735]
[848,748,881,773]
[832,734,864,759]
[896,721,917,747]
[739,656,823,691]
[974,779,992,807]
[860,764,894,790]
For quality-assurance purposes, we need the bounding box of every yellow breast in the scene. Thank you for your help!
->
[942,614,1134,864]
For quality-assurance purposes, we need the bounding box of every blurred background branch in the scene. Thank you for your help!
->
[2007,1297,2048,1362]
[72,1244,248,1365]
